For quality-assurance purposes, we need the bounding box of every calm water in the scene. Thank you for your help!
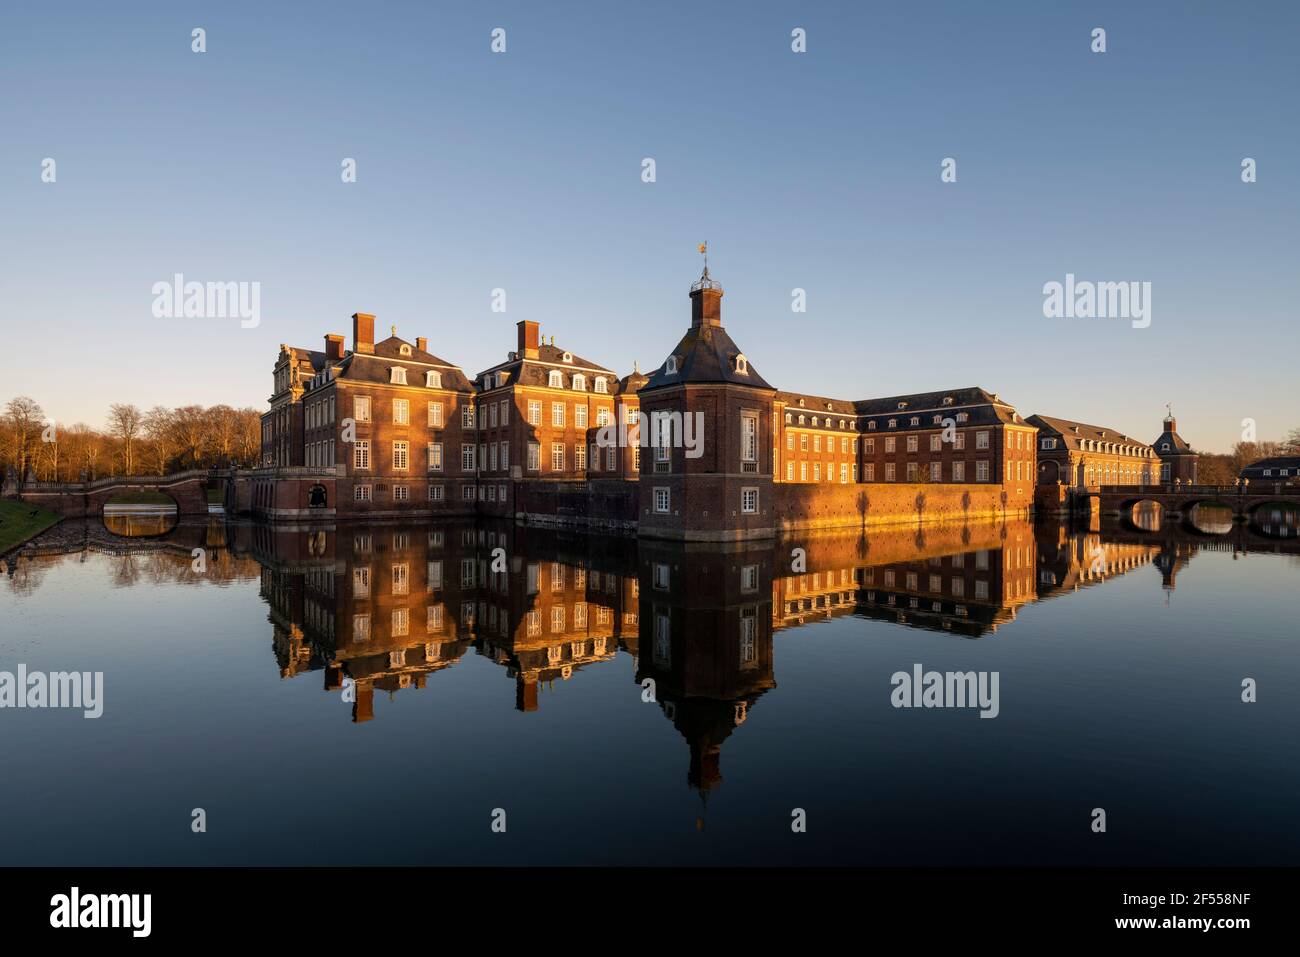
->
[1,510,1297,866]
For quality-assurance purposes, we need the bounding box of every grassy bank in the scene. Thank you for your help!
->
[0,499,62,555]
[104,491,176,506]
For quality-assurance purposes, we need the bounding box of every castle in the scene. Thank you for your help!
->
[246,264,1196,539]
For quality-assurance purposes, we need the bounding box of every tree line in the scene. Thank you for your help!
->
[2,396,261,483]
[1196,436,1300,485]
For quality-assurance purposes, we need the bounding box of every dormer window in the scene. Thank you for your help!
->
[798,415,805,425]
[897,401,907,410]
[942,396,954,406]
[572,373,587,391]
[548,370,564,388]
[665,356,678,375]
[933,415,942,424]
[785,413,792,423]
[562,351,573,363]
[888,418,897,428]
[390,367,407,385]
[812,416,820,427]
[594,378,608,394]
[425,370,442,389]
[1161,442,1170,451]
[735,354,749,375]
[868,421,876,430]
[910,417,919,426]
[399,344,412,356]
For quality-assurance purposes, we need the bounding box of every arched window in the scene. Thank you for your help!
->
[572,373,587,391]
[735,354,749,375]
[399,344,412,356]
[548,370,564,388]
[665,356,678,374]
[594,377,608,394]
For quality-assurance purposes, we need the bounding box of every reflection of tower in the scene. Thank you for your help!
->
[637,540,776,795]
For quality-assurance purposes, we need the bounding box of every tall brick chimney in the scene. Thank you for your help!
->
[352,313,375,355]
[517,320,540,359]
[324,334,345,361]
[689,269,723,328]
[416,336,428,354]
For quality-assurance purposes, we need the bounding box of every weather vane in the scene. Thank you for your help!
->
[698,241,708,271]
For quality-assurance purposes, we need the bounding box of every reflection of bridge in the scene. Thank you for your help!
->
[1094,483,1300,524]
[11,469,214,517]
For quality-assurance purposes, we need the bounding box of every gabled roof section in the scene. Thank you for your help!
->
[1027,414,1151,451]
[1152,425,1195,455]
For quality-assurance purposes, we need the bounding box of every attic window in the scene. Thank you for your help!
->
[825,403,832,411]
[1161,442,1170,451]
[942,397,954,405]
[562,351,573,363]
[426,371,442,389]
[399,344,412,356]
[812,416,820,427]
[735,354,749,375]
[594,377,608,394]
[665,356,678,374]
[572,373,587,391]
[897,401,908,410]
[548,370,564,388]
[798,398,806,407]
[785,413,792,423]
[390,367,407,385]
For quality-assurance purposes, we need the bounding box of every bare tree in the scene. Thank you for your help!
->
[107,403,144,475]
[143,406,174,474]
[2,396,47,479]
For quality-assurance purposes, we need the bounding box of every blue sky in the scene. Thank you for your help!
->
[2,0,1296,452]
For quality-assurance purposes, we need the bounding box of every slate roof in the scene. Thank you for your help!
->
[1026,414,1151,451]
[641,322,774,392]
[474,340,617,393]
[1152,421,1195,455]
[335,339,476,392]
[1240,455,1300,476]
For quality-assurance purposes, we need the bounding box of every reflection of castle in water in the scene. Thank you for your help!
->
[232,512,1286,796]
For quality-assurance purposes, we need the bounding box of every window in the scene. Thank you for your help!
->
[741,413,758,462]
[865,463,875,481]
[1041,437,1056,450]
[528,442,540,471]
[976,460,989,482]
[800,434,808,451]
[354,484,372,501]
[393,484,409,501]
[552,402,565,427]
[841,464,849,483]
[885,463,896,482]
[548,370,564,388]
[976,430,989,449]
[527,401,541,425]
[594,377,608,394]
[741,487,758,513]
[427,443,442,471]
[885,437,896,453]
[906,462,918,481]
[741,565,759,592]
[596,407,611,427]
[572,373,587,391]
[907,436,918,452]
[500,442,508,470]
[787,462,795,480]
[552,443,565,471]
[461,404,475,428]
[352,567,370,597]
[575,405,588,428]
[735,354,749,375]
[462,485,474,501]
[461,444,476,472]
[428,484,444,501]
[930,461,942,481]
[607,445,617,471]
[654,487,670,513]
[786,433,794,450]
[800,462,808,481]
[354,396,371,422]
[390,367,407,385]
[499,400,509,424]
[425,370,441,388]
[427,401,443,427]
[953,461,965,482]
[575,445,587,470]
[814,435,822,453]
[391,399,409,425]
[865,438,875,453]
[354,441,370,470]
[392,441,408,470]
[930,434,942,451]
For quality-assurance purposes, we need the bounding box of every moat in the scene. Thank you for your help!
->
[1,510,1297,866]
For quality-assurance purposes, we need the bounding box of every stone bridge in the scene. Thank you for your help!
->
[7,469,217,518]
[1093,482,1300,529]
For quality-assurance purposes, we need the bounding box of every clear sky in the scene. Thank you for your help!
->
[2,1,1296,452]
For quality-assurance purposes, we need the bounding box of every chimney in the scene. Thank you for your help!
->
[690,273,723,328]
[324,334,345,361]
[517,320,540,359]
[352,312,375,355]
[416,336,428,354]
[1165,414,1177,432]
